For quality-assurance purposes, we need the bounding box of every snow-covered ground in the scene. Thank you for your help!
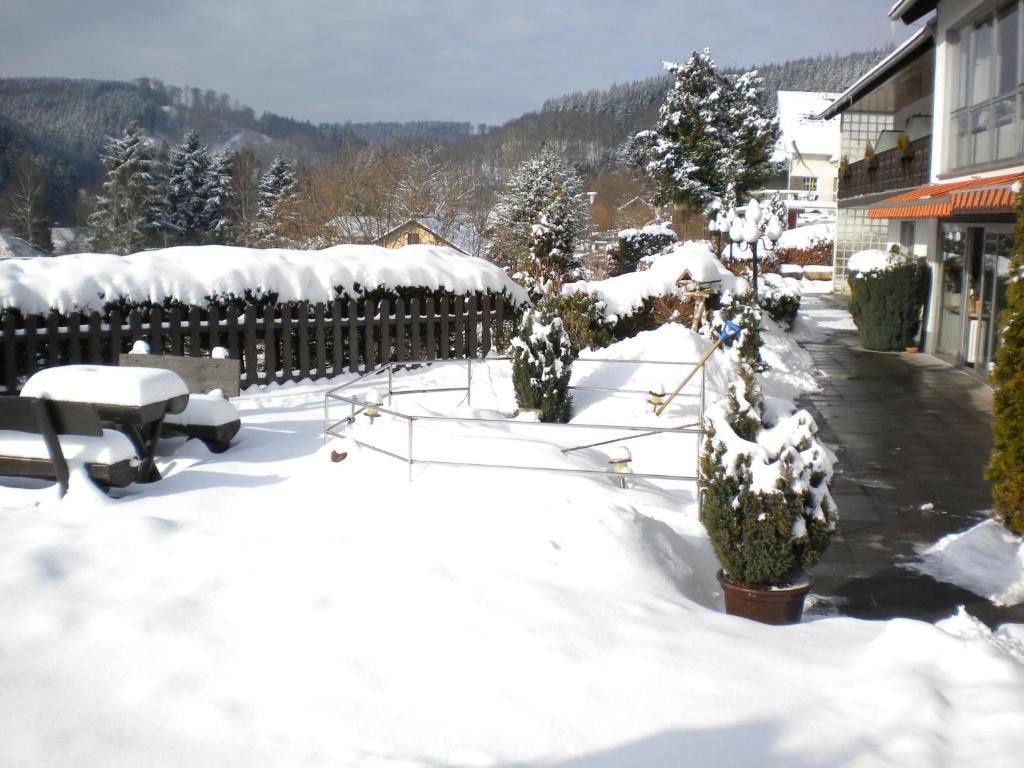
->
[910,520,1024,607]
[1,308,1023,766]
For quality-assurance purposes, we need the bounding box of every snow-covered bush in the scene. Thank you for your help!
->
[544,291,616,351]
[847,249,927,351]
[757,273,801,330]
[704,291,764,371]
[510,304,575,423]
[608,223,677,276]
[700,367,837,588]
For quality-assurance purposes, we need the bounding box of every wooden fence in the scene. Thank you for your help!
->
[0,295,512,394]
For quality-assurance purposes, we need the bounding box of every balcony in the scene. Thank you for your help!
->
[839,135,931,201]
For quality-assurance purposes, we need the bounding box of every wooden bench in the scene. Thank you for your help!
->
[0,397,139,495]
[118,354,241,453]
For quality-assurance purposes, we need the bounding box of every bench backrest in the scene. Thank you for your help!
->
[118,353,241,397]
[0,397,103,437]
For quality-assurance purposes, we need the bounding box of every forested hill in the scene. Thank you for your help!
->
[0,77,483,219]
[541,48,892,117]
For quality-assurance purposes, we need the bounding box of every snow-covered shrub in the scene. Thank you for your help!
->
[545,291,616,351]
[704,291,764,371]
[847,249,927,351]
[700,367,837,588]
[757,273,801,330]
[510,304,575,423]
[608,223,677,276]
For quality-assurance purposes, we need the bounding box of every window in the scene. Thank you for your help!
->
[949,2,1024,169]
[406,232,420,245]
[803,177,818,192]
[900,221,916,253]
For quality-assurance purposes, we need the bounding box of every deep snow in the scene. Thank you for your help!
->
[0,310,1022,767]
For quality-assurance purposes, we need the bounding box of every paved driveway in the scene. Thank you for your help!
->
[798,294,1024,627]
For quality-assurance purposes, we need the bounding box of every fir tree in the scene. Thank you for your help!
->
[205,148,235,242]
[164,129,214,243]
[87,121,162,254]
[986,191,1024,535]
[632,50,779,215]
[510,302,576,423]
[252,155,297,246]
[489,145,587,292]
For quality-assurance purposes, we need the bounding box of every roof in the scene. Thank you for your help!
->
[867,171,1024,219]
[772,91,841,162]
[373,217,481,256]
[819,25,934,120]
[617,196,655,212]
[889,0,938,23]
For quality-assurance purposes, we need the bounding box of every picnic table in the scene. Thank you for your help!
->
[20,364,189,482]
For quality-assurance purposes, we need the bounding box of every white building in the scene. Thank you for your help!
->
[824,0,1024,375]
[761,91,841,225]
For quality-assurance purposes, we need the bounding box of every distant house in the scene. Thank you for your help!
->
[372,216,482,257]
[762,91,841,226]
[616,196,661,228]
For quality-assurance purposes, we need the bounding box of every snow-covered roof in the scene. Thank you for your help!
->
[772,92,841,162]
[0,244,528,315]
[0,230,42,260]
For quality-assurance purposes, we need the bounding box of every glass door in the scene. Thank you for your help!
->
[937,224,968,360]
[978,229,1013,372]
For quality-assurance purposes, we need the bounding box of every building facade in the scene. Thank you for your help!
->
[826,0,1023,377]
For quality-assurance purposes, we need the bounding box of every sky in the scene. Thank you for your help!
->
[0,0,914,126]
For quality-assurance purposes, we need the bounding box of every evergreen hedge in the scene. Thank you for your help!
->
[510,304,575,423]
[986,194,1024,535]
[847,258,928,351]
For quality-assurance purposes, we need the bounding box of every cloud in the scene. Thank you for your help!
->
[0,0,903,124]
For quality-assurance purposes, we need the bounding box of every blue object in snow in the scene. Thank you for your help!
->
[719,320,741,342]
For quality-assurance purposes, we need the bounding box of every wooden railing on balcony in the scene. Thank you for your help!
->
[838,136,931,200]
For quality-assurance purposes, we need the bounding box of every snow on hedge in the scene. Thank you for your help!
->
[847,249,897,277]
[563,241,738,321]
[777,222,834,250]
[0,244,529,315]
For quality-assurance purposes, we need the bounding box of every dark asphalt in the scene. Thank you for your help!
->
[798,294,1024,628]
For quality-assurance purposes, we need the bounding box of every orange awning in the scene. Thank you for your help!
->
[867,171,1024,219]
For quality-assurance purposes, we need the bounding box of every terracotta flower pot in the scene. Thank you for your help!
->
[906,346,919,354]
[717,570,811,625]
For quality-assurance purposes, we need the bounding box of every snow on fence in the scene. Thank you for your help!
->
[0,295,512,394]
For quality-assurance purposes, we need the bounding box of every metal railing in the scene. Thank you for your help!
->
[324,357,706,499]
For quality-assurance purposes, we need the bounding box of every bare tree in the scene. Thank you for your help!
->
[3,154,53,253]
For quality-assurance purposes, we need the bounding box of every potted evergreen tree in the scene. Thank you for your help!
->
[510,302,575,423]
[700,295,837,624]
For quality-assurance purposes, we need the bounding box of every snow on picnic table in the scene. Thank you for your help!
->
[20,364,189,408]
[0,322,1022,767]
[0,243,529,316]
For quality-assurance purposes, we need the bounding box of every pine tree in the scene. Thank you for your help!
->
[87,121,163,255]
[632,49,779,215]
[3,153,53,253]
[986,191,1024,535]
[164,129,214,244]
[510,302,576,423]
[489,145,587,292]
[252,155,297,246]
[205,148,235,243]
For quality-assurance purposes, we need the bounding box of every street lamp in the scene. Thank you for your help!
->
[726,198,784,300]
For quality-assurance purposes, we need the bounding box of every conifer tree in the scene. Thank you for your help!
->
[986,191,1024,535]
[88,121,162,254]
[489,145,587,291]
[205,148,235,243]
[632,49,778,215]
[164,129,214,243]
[510,302,576,423]
[252,155,297,246]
